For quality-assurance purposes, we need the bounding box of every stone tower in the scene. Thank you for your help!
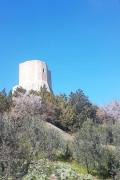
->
[13,60,52,92]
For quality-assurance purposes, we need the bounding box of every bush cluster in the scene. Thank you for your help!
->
[23,159,94,180]
[0,87,119,179]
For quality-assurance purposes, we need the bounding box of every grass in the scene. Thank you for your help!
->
[70,160,88,174]
[57,159,89,174]
[57,160,113,180]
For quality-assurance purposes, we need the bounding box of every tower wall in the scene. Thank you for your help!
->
[18,60,52,92]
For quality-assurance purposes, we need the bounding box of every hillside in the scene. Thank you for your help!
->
[45,121,74,142]
[0,88,119,179]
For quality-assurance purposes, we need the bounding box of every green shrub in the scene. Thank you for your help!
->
[23,159,94,180]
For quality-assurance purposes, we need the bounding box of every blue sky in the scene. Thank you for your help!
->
[0,0,120,105]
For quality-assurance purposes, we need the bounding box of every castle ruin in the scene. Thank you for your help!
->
[13,60,52,92]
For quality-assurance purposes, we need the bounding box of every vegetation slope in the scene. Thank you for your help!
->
[0,87,119,180]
